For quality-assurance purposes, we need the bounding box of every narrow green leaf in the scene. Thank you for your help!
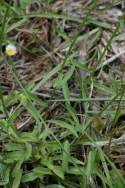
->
[33,167,52,175]
[62,140,70,172]
[46,185,65,188]
[48,120,78,137]
[54,65,75,88]
[47,164,64,179]
[12,169,22,188]
[0,163,10,185]
[20,99,41,128]
[24,142,32,160]
[21,172,38,183]
[62,81,70,104]
[86,150,96,182]
[20,132,38,142]
[32,55,72,92]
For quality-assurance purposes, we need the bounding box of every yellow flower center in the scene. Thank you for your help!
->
[6,49,14,56]
[19,94,27,100]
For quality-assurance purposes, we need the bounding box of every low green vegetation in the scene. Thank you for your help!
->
[0,0,125,187]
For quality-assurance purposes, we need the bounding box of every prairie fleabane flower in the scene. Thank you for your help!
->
[6,44,17,56]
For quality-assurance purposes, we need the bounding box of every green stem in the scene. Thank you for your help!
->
[0,4,10,45]
[0,84,9,118]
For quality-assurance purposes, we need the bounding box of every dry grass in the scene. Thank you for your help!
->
[0,0,125,187]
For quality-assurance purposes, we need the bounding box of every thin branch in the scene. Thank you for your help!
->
[96,49,125,70]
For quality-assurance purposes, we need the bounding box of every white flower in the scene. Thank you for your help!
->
[6,44,17,56]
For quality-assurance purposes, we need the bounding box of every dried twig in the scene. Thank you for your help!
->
[84,132,125,147]
[96,49,125,70]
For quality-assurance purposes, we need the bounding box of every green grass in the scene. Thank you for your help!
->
[0,0,125,187]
